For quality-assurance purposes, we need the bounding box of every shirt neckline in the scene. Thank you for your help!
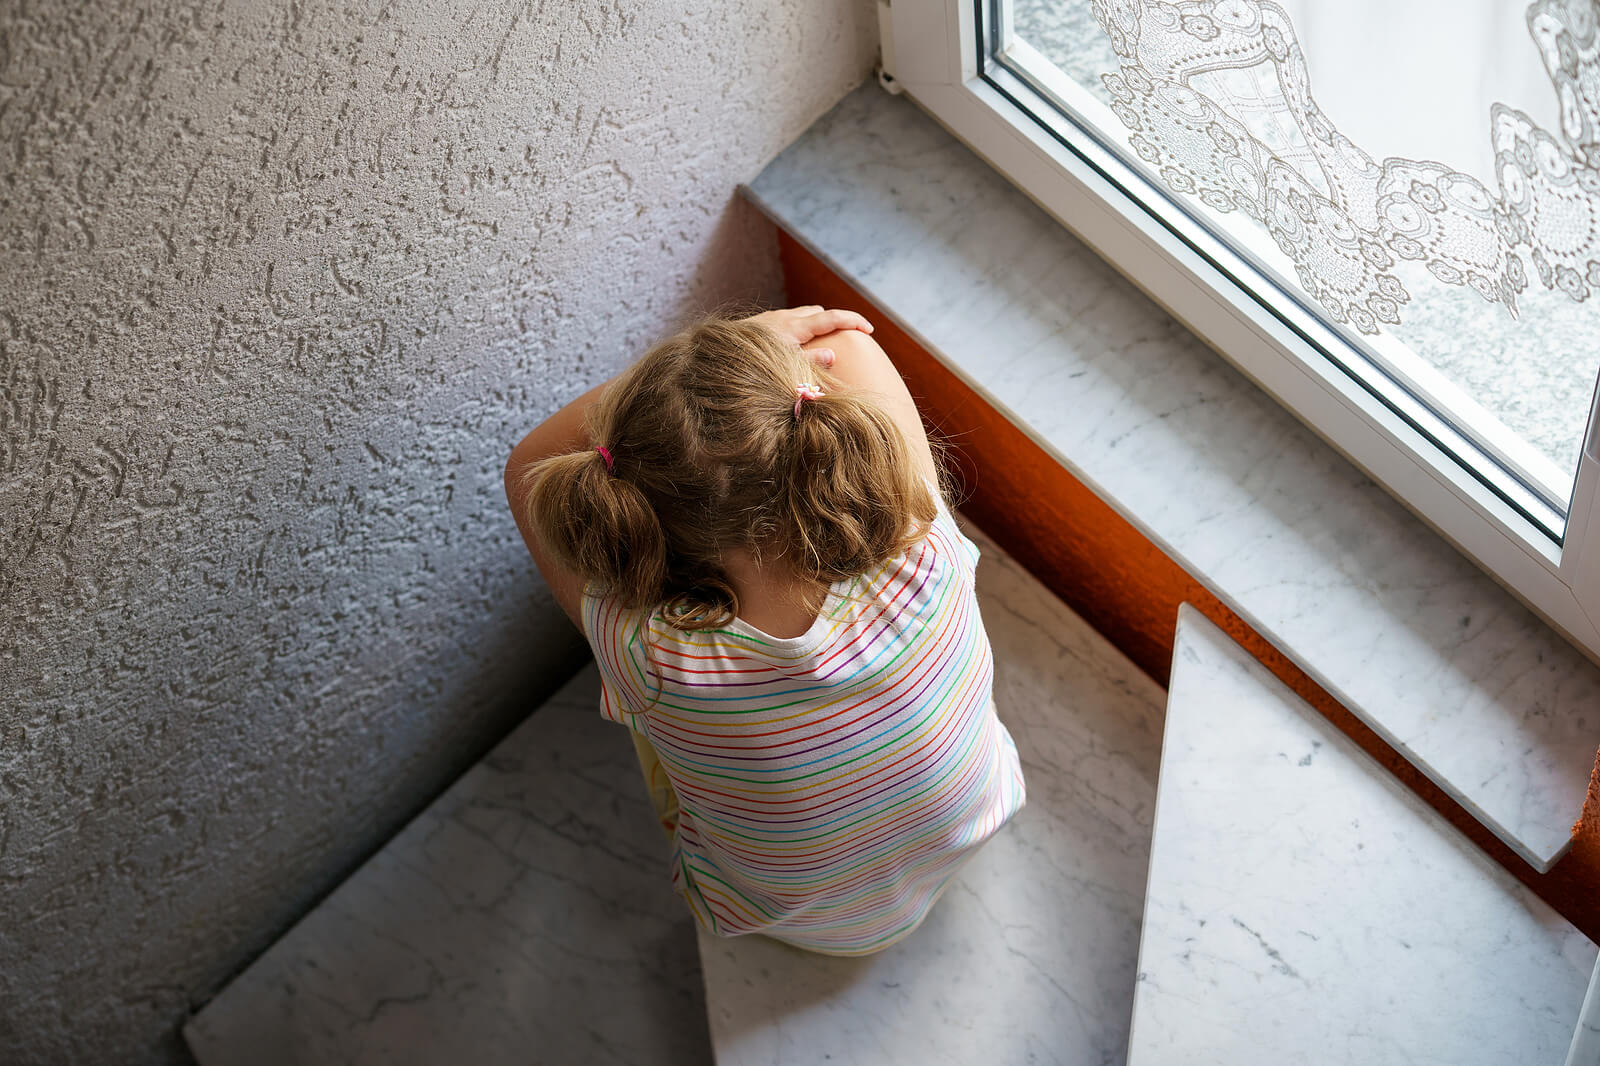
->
[715,480,946,652]
[716,574,860,656]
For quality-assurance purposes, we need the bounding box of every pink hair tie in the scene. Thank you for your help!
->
[595,445,614,473]
[793,383,825,419]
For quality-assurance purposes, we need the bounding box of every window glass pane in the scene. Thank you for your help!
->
[1003,0,1600,532]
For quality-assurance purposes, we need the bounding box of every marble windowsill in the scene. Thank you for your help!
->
[742,82,1600,872]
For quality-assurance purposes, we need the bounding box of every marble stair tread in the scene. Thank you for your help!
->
[696,518,1168,1066]
[183,664,713,1066]
[1571,956,1600,1066]
[1128,605,1596,1066]
[743,82,1600,871]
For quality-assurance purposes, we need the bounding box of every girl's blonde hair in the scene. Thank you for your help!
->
[519,315,941,631]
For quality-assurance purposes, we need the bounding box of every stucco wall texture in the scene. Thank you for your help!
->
[0,1,878,1061]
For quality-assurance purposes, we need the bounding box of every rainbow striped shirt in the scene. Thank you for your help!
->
[581,498,1026,955]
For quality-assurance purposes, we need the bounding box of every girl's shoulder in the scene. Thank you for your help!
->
[580,586,659,729]
[921,478,981,581]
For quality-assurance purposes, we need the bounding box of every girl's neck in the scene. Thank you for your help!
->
[720,548,828,640]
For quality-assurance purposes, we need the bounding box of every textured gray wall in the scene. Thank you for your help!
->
[0,1,877,1061]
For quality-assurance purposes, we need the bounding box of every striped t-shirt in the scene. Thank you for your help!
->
[580,495,1026,955]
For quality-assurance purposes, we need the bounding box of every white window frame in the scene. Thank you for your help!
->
[880,0,1600,662]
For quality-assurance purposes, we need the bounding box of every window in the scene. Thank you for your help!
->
[883,0,1600,659]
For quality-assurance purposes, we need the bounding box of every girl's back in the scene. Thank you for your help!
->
[507,307,1026,955]
[584,481,1024,955]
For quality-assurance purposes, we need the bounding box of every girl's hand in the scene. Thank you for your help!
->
[746,306,874,369]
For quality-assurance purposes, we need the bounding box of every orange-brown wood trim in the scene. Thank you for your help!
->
[778,228,1600,942]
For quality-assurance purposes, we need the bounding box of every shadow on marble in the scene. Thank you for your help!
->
[184,666,713,1066]
[696,519,1167,1066]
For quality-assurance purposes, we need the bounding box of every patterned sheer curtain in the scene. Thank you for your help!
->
[1000,0,1600,497]
[1087,0,1600,334]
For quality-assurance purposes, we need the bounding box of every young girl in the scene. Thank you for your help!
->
[504,305,1025,956]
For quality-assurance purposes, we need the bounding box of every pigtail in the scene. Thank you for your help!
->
[520,448,668,608]
[783,389,938,584]
[513,315,942,635]
[661,573,739,631]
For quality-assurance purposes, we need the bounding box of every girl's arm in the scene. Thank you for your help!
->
[503,307,877,632]
[801,330,940,489]
[504,378,612,631]
[748,306,936,485]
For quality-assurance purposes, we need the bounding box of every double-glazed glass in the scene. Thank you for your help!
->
[994,0,1600,540]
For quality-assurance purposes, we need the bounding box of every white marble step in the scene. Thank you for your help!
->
[184,664,713,1066]
[184,513,1164,1066]
[1572,956,1600,1066]
[696,519,1168,1066]
[1128,605,1596,1066]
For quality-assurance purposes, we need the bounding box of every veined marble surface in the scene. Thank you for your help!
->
[1572,956,1600,1066]
[698,519,1167,1066]
[743,82,1600,870]
[183,665,713,1066]
[1126,606,1596,1066]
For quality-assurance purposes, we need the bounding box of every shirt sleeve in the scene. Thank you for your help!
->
[580,588,655,733]
[924,476,981,581]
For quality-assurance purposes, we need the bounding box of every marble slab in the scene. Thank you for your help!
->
[697,519,1168,1066]
[1571,956,1600,1066]
[1126,605,1596,1066]
[183,665,713,1066]
[744,82,1600,870]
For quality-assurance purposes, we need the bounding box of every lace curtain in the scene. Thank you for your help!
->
[1090,0,1600,334]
